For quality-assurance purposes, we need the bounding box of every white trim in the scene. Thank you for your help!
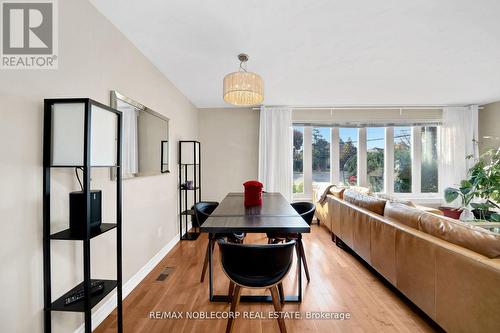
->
[73,224,189,333]
[437,126,442,194]
[357,128,367,187]
[303,126,313,198]
[391,193,443,206]
[384,127,394,194]
[412,126,422,194]
[256,104,475,110]
[331,127,340,185]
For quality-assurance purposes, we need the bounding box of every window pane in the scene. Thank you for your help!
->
[312,127,331,183]
[367,127,384,192]
[293,127,304,193]
[394,127,412,193]
[339,128,358,186]
[421,126,438,193]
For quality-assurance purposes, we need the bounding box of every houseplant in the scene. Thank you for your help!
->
[467,147,500,221]
[444,147,500,221]
[443,180,475,219]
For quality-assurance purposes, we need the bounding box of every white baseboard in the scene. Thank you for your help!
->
[74,223,191,332]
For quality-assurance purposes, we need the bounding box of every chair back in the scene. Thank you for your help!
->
[291,202,316,225]
[194,201,219,226]
[218,240,295,287]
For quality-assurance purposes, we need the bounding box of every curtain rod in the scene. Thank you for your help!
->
[294,121,443,128]
[252,105,483,110]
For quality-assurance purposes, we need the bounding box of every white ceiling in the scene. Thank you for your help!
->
[91,0,500,108]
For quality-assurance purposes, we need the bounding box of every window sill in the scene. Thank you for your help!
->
[292,193,313,202]
[295,190,443,207]
[388,193,443,205]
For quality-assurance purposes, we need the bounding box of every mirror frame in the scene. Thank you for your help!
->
[110,90,170,179]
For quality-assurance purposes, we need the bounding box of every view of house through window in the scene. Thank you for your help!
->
[339,128,358,185]
[293,126,304,193]
[312,128,331,183]
[367,127,385,192]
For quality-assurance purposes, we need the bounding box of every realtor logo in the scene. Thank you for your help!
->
[1,0,58,69]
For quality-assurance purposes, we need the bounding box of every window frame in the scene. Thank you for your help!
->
[293,125,441,201]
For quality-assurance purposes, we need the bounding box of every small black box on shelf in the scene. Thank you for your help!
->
[69,190,102,236]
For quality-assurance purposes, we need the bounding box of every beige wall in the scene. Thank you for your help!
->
[479,101,500,153]
[0,1,197,332]
[198,108,259,202]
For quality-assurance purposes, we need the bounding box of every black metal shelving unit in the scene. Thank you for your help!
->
[178,140,201,240]
[43,98,123,333]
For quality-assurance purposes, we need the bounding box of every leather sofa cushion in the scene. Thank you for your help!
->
[435,247,500,333]
[384,201,425,230]
[415,205,443,216]
[395,230,437,319]
[343,189,386,216]
[419,213,500,259]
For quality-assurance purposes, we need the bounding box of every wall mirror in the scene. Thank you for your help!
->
[110,91,170,179]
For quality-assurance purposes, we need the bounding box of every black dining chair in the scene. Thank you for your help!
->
[266,201,315,282]
[218,239,295,333]
[195,202,245,283]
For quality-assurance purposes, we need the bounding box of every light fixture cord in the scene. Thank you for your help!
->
[75,167,84,191]
[239,61,247,72]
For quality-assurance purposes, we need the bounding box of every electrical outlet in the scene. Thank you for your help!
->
[157,226,163,238]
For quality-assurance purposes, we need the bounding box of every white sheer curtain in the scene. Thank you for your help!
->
[439,105,479,193]
[258,106,293,201]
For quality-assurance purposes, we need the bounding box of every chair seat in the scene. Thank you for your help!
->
[226,268,289,288]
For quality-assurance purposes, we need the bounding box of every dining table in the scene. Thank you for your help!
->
[200,192,311,303]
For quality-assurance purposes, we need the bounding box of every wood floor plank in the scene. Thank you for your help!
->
[95,225,440,333]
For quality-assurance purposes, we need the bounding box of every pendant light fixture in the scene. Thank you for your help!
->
[223,53,264,106]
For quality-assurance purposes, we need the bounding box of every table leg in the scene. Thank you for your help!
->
[298,234,302,302]
[208,237,214,301]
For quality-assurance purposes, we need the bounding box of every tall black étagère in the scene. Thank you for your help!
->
[43,98,123,333]
[178,140,201,240]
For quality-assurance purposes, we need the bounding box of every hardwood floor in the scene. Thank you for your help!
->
[95,224,439,333]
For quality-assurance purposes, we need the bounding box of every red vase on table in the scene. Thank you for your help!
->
[243,181,263,207]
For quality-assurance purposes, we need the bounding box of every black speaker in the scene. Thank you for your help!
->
[69,190,102,236]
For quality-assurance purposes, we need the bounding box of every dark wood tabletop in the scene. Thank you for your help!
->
[200,192,311,233]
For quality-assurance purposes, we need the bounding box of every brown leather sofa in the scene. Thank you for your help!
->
[315,189,500,333]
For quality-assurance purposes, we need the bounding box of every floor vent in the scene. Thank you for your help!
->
[156,267,175,281]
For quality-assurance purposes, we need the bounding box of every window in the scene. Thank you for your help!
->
[339,128,358,185]
[421,126,438,193]
[366,127,384,192]
[292,124,440,198]
[394,127,412,193]
[312,127,330,183]
[293,126,304,193]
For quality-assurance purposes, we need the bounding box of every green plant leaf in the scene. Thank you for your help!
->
[444,187,459,203]
[460,179,472,188]
[460,187,472,195]
[471,203,490,210]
